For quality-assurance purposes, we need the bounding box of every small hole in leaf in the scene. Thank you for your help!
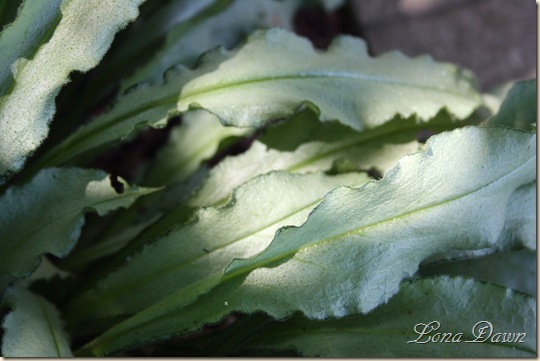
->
[109,175,125,194]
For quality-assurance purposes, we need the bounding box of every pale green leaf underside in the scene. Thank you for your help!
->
[0,168,155,291]
[77,126,535,356]
[0,0,144,183]
[67,171,369,328]
[245,276,536,357]
[37,28,481,170]
[1,285,72,357]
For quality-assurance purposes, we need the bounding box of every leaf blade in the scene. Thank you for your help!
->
[244,276,536,357]
[0,168,156,291]
[77,126,535,356]
[36,28,482,169]
[0,0,145,183]
[1,285,73,357]
[66,171,370,330]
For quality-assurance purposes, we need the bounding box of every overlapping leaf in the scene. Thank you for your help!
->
[66,171,369,330]
[144,110,250,186]
[420,250,536,296]
[0,168,155,292]
[123,0,303,91]
[188,112,460,208]
[1,285,72,357]
[0,0,145,183]
[486,79,536,131]
[98,110,457,273]
[243,277,536,357]
[34,28,482,170]
[76,126,535,356]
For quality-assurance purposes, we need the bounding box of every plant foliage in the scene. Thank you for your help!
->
[0,0,536,357]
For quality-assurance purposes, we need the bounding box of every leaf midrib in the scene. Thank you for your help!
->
[41,70,477,169]
[224,154,535,280]
[37,296,64,357]
[75,194,328,317]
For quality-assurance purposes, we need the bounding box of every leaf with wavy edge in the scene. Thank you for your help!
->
[86,111,455,278]
[34,28,481,171]
[243,276,536,357]
[76,126,535,356]
[0,0,22,31]
[1,284,72,357]
[188,113,459,208]
[0,0,145,183]
[122,0,302,92]
[112,0,233,91]
[0,168,156,292]
[66,171,369,330]
[103,111,456,273]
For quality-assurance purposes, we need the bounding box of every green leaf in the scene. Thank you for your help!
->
[122,0,302,91]
[144,110,250,186]
[243,277,536,357]
[497,181,536,250]
[1,285,72,357]
[84,108,454,274]
[112,0,234,91]
[224,127,535,313]
[0,0,62,97]
[485,79,536,131]
[66,171,369,331]
[420,250,536,297]
[76,126,535,356]
[0,168,156,292]
[0,0,145,183]
[188,113,462,208]
[35,28,481,170]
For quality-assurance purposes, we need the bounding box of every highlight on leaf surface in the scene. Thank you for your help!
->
[75,125,535,356]
[0,1,534,357]
[66,171,370,331]
[34,27,482,171]
[0,0,145,184]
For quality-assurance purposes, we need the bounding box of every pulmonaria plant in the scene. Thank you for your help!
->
[0,0,536,357]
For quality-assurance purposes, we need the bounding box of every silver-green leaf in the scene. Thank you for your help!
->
[1,285,72,357]
[244,276,536,357]
[0,0,145,183]
[0,168,156,292]
[485,79,536,131]
[76,126,535,356]
[35,28,482,170]
[66,171,369,330]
